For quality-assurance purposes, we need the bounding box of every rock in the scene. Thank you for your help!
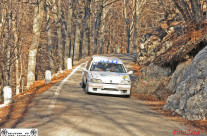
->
[132,63,171,94]
[168,27,175,33]
[169,21,180,27]
[168,14,176,19]
[166,60,192,93]
[152,40,161,46]
[151,77,171,100]
[140,43,144,49]
[146,41,160,54]
[141,33,152,42]
[154,27,167,39]
[148,35,161,42]
[164,46,207,120]
[164,41,173,50]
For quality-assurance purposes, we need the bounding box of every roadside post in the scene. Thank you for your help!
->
[117,45,120,53]
[67,58,72,70]
[45,70,52,84]
[3,86,12,104]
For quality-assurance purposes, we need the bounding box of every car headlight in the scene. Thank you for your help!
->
[90,78,103,83]
[120,80,131,85]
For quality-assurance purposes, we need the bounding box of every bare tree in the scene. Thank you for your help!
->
[132,0,146,53]
[82,0,92,57]
[12,12,21,94]
[93,0,104,54]
[27,0,44,89]
[46,0,55,74]
[73,0,83,64]
[63,0,73,69]
[123,0,135,53]
[172,0,203,29]
[0,3,8,100]
[98,0,113,54]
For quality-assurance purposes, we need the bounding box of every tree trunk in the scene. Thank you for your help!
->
[57,0,63,71]
[12,12,20,94]
[0,9,6,101]
[71,8,76,65]
[0,38,5,102]
[5,11,12,86]
[172,0,202,29]
[92,0,103,55]
[123,0,131,53]
[126,29,131,53]
[26,1,44,89]
[190,0,202,29]
[46,1,55,74]
[0,9,6,42]
[73,1,83,65]
[98,1,110,54]
[133,0,138,53]
[82,0,92,57]
[64,0,73,69]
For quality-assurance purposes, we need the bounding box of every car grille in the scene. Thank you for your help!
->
[103,83,119,85]
[102,88,119,91]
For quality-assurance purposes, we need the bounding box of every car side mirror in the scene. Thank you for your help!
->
[127,71,133,75]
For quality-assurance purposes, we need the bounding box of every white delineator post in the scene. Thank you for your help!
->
[67,58,72,70]
[3,86,12,104]
[45,70,52,84]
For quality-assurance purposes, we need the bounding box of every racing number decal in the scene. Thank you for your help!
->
[122,75,127,79]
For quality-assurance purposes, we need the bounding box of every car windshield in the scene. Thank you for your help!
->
[90,62,126,73]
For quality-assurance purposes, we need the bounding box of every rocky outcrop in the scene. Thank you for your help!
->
[132,63,171,94]
[135,11,207,121]
[163,46,207,120]
[151,77,171,100]
[166,60,192,93]
[137,16,181,66]
[149,60,192,100]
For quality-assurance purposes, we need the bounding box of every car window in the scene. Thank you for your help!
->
[90,62,126,73]
[86,58,93,70]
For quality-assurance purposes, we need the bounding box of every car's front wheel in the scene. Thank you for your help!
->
[81,78,86,88]
[125,90,131,98]
[85,83,89,94]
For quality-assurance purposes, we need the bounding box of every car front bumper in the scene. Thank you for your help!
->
[87,82,131,95]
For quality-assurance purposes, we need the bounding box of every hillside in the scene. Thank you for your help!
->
[133,1,207,121]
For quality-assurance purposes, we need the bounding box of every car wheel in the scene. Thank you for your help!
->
[125,91,131,98]
[85,83,89,94]
[81,79,86,88]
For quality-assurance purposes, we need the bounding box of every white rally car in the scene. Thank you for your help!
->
[82,56,133,97]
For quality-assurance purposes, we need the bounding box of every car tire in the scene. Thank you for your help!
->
[81,79,86,88]
[85,83,89,94]
[125,91,131,98]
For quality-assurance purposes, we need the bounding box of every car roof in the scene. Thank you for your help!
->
[91,56,123,64]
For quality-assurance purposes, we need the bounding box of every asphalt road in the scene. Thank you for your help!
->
[15,53,206,136]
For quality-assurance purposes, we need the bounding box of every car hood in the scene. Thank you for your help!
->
[90,71,130,84]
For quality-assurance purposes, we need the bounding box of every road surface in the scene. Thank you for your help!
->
[14,53,206,136]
